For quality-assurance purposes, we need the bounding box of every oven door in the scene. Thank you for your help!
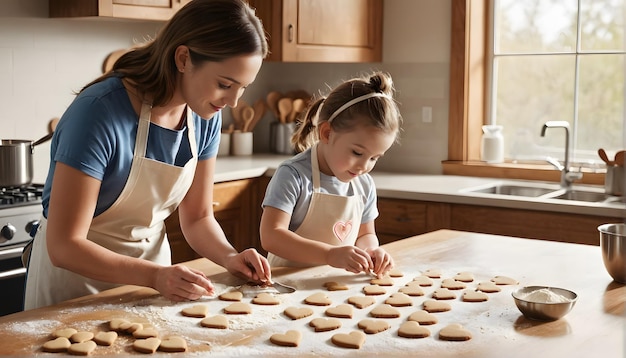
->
[0,245,26,316]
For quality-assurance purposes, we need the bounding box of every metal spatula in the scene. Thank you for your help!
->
[270,281,296,294]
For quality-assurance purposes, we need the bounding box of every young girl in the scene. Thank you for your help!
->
[260,72,402,277]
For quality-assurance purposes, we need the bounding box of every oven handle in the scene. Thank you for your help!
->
[0,267,26,280]
[0,246,25,260]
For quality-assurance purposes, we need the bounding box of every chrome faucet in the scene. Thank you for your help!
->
[540,121,583,189]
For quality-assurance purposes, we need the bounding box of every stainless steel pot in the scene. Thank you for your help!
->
[0,133,53,187]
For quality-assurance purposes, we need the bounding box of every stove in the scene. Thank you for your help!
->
[0,184,44,316]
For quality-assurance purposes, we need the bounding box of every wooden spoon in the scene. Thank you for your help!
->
[245,99,266,132]
[241,106,255,132]
[598,148,613,166]
[277,97,293,124]
[266,91,282,118]
[614,150,625,167]
[289,99,306,122]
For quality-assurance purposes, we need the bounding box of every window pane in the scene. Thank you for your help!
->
[580,0,625,52]
[494,55,576,161]
[578,54,625,152]
[495,0,578,54]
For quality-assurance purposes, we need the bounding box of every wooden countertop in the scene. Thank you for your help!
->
[1,230,624,357]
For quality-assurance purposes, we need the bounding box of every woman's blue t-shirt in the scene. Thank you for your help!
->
[42,76,221,217]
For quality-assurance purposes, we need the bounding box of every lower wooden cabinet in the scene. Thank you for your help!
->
[166,177,269,264]
[376,198,620,246]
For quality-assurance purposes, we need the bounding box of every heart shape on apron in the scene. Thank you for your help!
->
[333,220,353,242]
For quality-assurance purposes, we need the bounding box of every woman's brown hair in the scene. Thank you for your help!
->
[82,0,268,107]
[291,71,402,153]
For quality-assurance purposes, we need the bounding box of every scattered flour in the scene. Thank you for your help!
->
[518,288,572,303]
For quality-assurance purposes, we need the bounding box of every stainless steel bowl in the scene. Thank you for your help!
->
[598,223,626,283]
[512,286,577,321]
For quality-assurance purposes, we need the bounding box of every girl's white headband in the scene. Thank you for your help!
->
[326,92,390,124]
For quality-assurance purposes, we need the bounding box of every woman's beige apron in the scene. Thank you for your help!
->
[24,103,198,309]
[268,145,364,267]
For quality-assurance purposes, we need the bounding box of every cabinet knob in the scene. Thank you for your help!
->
[288,24,294,43]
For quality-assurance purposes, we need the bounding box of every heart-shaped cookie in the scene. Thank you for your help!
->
[347,296,376,309]
[423,269,442,278]
[324,281,349,291]
[269,330,302,347]
[52,328,77,339]
[133,328,159,339]
[119,322,143,334]
[109,318,130,331]
[363,285,386,296]
[476,281,501,293]
[385,292,413,307]
[309,318,342,332]
[462,290,489,302]
[388,268,404,277]
[252,292,280,305]
[93,331,118,346]
[159,336,187,352]
[304,292,332,306]
[408,309,438,325]
[70,331,94,343]
[438,323,472,341]
[325,304,354,318]
[357,319,390,334]
[397,321,430,339]
[441,278,467,290]
[42,337,71,353]
[423,299,451,313]
[219,290,243,301]
[181,304,209,318]
[454,271,474,282]
[370,275,394,286]
[284,306,314,320]
[68,341,97,355]
[331,331,366,349]
[491,275,518,285]
[133,337,162,354]
[200,315,229,329]
[432,288,456,300]
[411,275,433,286]
[223,302,252,314]
[399,285,425,296]
[369,304,401,318]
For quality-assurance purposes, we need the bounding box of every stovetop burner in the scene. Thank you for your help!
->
[0,184,44,209]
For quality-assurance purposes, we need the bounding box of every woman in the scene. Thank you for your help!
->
[24,0,271,309]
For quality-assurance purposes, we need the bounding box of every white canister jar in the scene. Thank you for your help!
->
[481,125,504,163]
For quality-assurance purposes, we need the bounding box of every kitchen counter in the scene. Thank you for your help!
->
[0,230,623,357]
[214,155,625,218]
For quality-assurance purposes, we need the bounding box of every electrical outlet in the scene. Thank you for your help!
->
[422,106,432,123]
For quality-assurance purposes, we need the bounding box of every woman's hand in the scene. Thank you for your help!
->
[327,246,374,274]
[224,248,272,284]
[366,247,394,277]
[153,265,214,301]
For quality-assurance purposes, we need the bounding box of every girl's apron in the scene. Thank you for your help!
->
[24,103,198,309]
[268,145,364,267]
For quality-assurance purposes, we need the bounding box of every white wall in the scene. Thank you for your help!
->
[0,0,450,183]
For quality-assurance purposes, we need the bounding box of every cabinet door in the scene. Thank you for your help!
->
[250,0,382,62]
[49,0,185,20]
[376,199,450,245]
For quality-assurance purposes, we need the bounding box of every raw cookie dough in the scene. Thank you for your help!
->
[269,330,302,347]
[432,288,456,300]
[93,331,118,346]
[454,271,474,282]
[369,304,401,318]
[441,278,467,290]
[68,341,97,356]
[252,292,280,305]
[201,315,229,329]
[477,281,502,293]
[219,290,244,301]
[363,285,387,296]
[304,292,332,306]
[411,275,434,286]
[324,281,349,291]
[347,296,376,309]
[52,328,77,339]
[423,299,452,313]
[423,269,442,278]
[284,306,314,320]
[357,319,391,334]
[223,302,252,314]
[181,304,209,318]
[133,337,162,354]
[42,337,71,353]
[159,336,187,352]
[491,275,519,285]
[331,331,366,349]
[385,292,413,307]
[462,290,489,302]
[438,323,472,341]
[133,328,159,339]
[408,310,438,325]
[325,304,354,318]
[399,285,425,296]
[397,321,430,338]
[70,331,94,343]
[309,318,342,332]
[370,275,394,286]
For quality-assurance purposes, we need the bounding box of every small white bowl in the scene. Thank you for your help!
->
[512,286,577,321]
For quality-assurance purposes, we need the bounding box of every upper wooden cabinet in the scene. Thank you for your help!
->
[249,0,383,62]
[49,0,190,21]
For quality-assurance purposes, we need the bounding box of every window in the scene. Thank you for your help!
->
[490,0,625,165]
[445,0,609,186]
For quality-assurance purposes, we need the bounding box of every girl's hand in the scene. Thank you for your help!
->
[225,248,272,284]
[327,246,374,274]
[366,247,394,277]
[154,265,215,301]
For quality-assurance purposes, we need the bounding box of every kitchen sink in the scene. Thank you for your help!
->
[547,190,612,203]
[468,184,555,197]
[462,182,620,204]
